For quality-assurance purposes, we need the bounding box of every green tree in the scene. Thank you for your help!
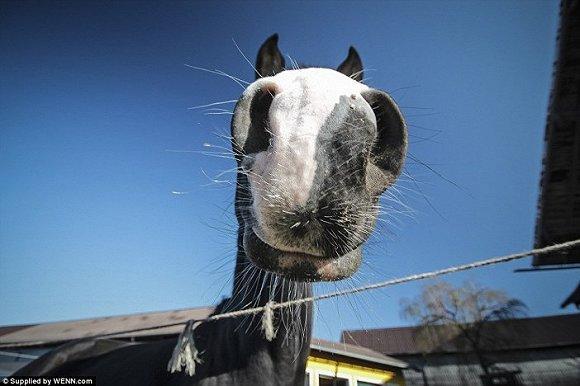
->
[401,281,527,375]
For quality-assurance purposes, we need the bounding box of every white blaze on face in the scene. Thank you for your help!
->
[245,68,369,240]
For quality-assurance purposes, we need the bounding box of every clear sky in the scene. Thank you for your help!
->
[1,0,573,341]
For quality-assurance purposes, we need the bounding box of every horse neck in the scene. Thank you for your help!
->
[223,225,313,378]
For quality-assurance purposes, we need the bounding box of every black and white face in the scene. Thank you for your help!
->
[232,35,407,282]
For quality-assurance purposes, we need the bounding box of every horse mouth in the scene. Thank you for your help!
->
[243,225,362,282]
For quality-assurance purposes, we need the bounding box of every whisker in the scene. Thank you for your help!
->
[232,38,262,78]
[184,64,249,88]
[188,100,238,110]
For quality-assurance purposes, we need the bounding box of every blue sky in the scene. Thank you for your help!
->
[1,0,573,341]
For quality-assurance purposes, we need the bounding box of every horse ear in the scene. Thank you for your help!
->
[337,47,363,82]
[255,34,285,79]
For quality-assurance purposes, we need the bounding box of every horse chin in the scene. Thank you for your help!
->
[243,226,362,282]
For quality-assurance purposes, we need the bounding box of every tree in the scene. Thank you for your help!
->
[401,281,527,376]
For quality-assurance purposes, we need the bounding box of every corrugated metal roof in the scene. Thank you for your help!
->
[310,337,407,368]
[341,313,580,356]
[0,306,214,347]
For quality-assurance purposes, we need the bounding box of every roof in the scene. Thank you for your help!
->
[310,337,407,369]
[0,306,214,348]
[341,313,580,356]
[561,282,580,308]
[533,0,580,266]
[0,307,406,369]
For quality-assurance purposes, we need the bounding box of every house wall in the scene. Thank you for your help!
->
[306,355,404,386]
[399,346,580,386]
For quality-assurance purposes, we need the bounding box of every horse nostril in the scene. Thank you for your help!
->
[361,89,407,181]
[247,87,275,154]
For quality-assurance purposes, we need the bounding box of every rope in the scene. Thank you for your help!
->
[2,239,579,350]
[202,238,580,318]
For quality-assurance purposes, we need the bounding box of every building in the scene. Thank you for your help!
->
[308,338,406,386]
[342,313,580,386]
[0,307,407,386]
[533,0,580,268]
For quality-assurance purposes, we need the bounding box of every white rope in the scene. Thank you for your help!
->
[203,239,580,321]
[167,320,202,376]
[2,239,578,354]
[261,301,277,341]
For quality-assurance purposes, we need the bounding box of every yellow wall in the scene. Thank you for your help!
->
[306,355,404,386]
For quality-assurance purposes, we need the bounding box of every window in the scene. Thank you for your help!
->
[357,382,379,386]
[304,373,309,386]
[319,375,349,386]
